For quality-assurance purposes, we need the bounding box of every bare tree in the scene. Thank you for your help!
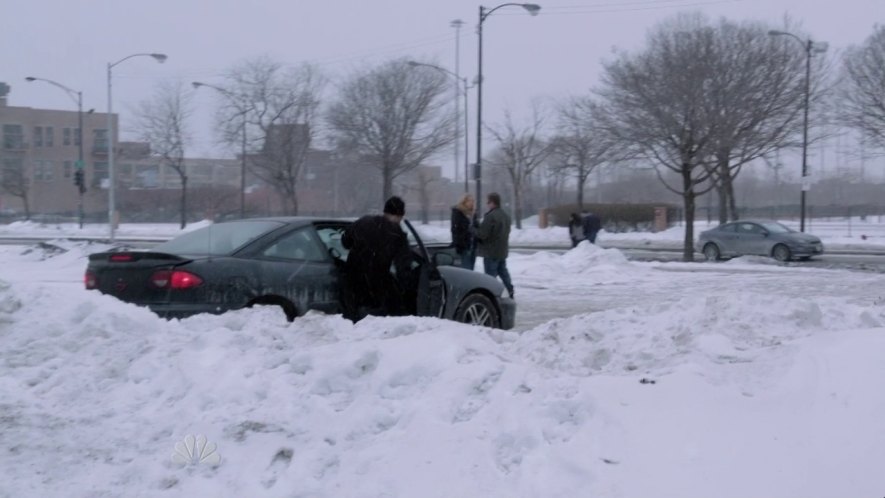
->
[219,57,325,215]
[595,14,720,261]
[134,80,193,228]
[550,96,614,211]
[840,24,885,153]
[704,19,810,223]
[327,58,455,202]
[486,105,551,229]
[396,167,438,224]
[0,156,30,220]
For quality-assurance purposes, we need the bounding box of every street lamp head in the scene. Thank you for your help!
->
[25,76,37,82]
[522,3,541,16]
[150,53,168,63]
[768,30,786,37]
[450,19,465,28]
[191,81,204,89]
[406,61,421,67]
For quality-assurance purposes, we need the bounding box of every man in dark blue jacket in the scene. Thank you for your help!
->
[583,212,602,244]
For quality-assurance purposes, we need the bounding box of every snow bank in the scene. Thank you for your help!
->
[3,239,885,497]
[508,292,885,377]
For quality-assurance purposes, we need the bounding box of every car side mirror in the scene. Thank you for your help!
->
[761,230,769,237]
[433,252,455,267]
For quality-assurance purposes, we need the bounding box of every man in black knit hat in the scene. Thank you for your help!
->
[342,196,414,320]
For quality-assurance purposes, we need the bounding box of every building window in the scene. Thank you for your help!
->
[33,160,54,182]
[135,164,159,188]
[92,161,108,188]
[45,127,54,147]
[34,126,43,147]
[1,157,26,185]
[2,124,25,150]
[63,128,71,146]
[63,160,73,179]
[74,127,81,146]
[93,129,108,152]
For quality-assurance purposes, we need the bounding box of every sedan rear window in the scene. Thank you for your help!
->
[156,221,283,256]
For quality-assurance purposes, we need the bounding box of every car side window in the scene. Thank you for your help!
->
[737,223,757,234]
[261,228,325,262]
[719,224,737,233]
[315,225,350,260]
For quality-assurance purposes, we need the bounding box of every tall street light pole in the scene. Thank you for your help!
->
[451,19,465,190]
[25,76,86,228]
[107,52,167,241]
[192,81,249,219]
[768,30,827,232]
[407,61,474,195]
[476,3,541,211]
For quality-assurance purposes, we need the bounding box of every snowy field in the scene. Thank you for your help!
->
[1,229,885,497]
[3,215,885,252]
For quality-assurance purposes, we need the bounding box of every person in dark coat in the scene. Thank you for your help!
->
[476,192,514,299]
[568,212,585,248]
[450,193,477,270]
[342,196,414,320]
[582,212,602,244]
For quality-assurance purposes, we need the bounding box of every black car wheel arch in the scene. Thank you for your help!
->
[455,292,501,328]
[247,295,298,322]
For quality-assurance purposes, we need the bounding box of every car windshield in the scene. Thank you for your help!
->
[155,220,283,255]
[759,221,793,234]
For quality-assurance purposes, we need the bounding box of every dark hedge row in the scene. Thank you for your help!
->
[545,203,680,233]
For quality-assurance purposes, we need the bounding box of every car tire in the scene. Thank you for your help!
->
[703,243,721,261]
[772,244,792,262]
[455,293,500,328]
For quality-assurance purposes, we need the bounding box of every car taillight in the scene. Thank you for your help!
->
[150,270,203,290]
[109,253,135,262]
[84,270,97,289]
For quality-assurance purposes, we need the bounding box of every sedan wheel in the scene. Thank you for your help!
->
[772,244,792,262]
[455,293,500,328]
[703,243,721,261]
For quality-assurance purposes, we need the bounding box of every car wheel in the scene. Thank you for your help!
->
[455,293,500,328]
[772,244,792,262]
[703,243,721,261]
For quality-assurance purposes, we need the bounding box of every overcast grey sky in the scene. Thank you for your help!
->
[2,0,882,170]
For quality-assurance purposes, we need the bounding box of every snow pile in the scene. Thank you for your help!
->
[3,238,885,497]
[0,284,594,496]
[507,292,885,377]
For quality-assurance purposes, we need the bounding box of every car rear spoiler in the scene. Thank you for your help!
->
[88,251,192,264]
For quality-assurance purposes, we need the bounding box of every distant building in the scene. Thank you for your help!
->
[0,82,117,217]
[1,84,457,222]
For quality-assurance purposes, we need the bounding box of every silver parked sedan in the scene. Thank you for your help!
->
[696,220,824,262]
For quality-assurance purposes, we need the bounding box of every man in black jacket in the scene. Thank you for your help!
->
[342,196,414,320]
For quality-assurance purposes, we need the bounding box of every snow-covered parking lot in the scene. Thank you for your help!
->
[1,233,885,497]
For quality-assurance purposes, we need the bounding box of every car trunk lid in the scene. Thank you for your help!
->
[86,251,193,304]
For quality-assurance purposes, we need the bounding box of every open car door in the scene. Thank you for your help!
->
[403,219,446,318]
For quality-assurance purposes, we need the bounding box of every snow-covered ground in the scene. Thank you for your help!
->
[3,215,885,252]
[1,232,885,497]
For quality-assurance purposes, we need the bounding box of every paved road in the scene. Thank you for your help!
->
[3,235,885,273]
[509,246,885,274]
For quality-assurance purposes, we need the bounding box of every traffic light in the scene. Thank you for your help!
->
[74,169,86,194]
